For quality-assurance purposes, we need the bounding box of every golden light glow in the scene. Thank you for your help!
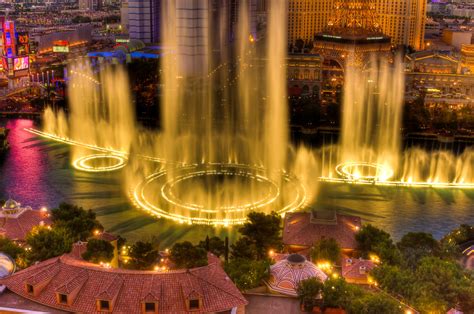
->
[72,154,128,172]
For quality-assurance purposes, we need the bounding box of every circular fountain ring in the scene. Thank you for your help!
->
[335,162,394,182]
[131,163,307,226]
[72,154,128,172]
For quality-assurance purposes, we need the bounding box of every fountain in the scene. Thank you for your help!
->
[319,56,473,187]
[41,61,135,172]
[33,0,472,228]
[129,0,308,225]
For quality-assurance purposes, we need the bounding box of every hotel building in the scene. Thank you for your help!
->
[288,0,427,50]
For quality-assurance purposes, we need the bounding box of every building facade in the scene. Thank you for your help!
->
[287,0,427,50]
[128,0,160,43]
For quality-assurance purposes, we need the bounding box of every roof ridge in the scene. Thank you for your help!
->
[55,269,89,294]
[189,264,247,303]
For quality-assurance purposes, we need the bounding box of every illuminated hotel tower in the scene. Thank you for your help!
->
[288,0,426,50]
[313,0,391,67]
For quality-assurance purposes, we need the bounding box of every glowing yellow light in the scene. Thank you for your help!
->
[72,154,128,172]
[369,254,380,264]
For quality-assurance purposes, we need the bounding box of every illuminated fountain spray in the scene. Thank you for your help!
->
[43,61,135,172]
[338,56,404,181]
[131,0,308,225]
[321,55,473,186]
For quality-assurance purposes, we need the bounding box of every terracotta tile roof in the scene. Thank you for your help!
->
[26,262,60,285]
[0,254,247,313]
[341,258,376,281]
[95,275,123,300]
[55,269,88,294]
[0,209,51,241]
[283,212,361,250]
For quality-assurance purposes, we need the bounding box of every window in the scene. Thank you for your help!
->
[26,284,34,294]
[99,300,110,311]
[144,302,156,312]
[189,299,200,310]
[58,293,68,304]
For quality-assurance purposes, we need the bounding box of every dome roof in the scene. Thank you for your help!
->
[0,253,15,278]
[266,254,328,296]
[3,199,19,210]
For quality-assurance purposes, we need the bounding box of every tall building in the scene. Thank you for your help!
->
[288,0,332,45]
[375,0,426,50]
[287,0,426,50]
[313,0,391,67]
[120,0,129,33]
[128,0,160,43]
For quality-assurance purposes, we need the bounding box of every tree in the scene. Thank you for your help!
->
[127,241,159,270]
[51,203,103,241]
[238,211,282,260]
[170,241,208,269]
[371,264,415,300]
[297,277,324,312]
[355,224,402,265]
[230,237,258,260]
[441,224,474,246]
[349,293,402,314]
[311,238,341,265]
[397,232,440,268]
[412,257,470,313]
[0,236,24,260]
[321,277,364,310]
[198,236,225,257]
[26,226,73,263]
[356,224,393,255]
[224,258,270,290]
[82,239,114,264]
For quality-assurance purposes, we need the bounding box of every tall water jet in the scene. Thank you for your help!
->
[339,55,404,180]
[42,61,135,171]
[129,0,306,225]
[264,0,288,177]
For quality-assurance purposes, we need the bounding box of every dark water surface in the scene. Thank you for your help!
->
[0,118,472,243]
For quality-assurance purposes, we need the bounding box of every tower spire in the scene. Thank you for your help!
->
[327,0,381,35]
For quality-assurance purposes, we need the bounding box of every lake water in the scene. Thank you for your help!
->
[0,118,472,245]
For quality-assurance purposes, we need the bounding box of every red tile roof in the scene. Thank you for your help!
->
[0,254,247,313]
[341,258,376,281]
[0,209,51,241]
[283,212,361,250]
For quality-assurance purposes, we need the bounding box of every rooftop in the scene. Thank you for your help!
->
[0,200,51,241]
[0,254,247,313]
[341,258,376,282]
[266,254,328,296]
[283,212,361,250]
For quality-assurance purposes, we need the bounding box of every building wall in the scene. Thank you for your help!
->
[287,0,426,50]
[461,44,474,73]
[120,0,129,32]
[128,0,160,43]
[442,30,473,50]
[288,0,332,45]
